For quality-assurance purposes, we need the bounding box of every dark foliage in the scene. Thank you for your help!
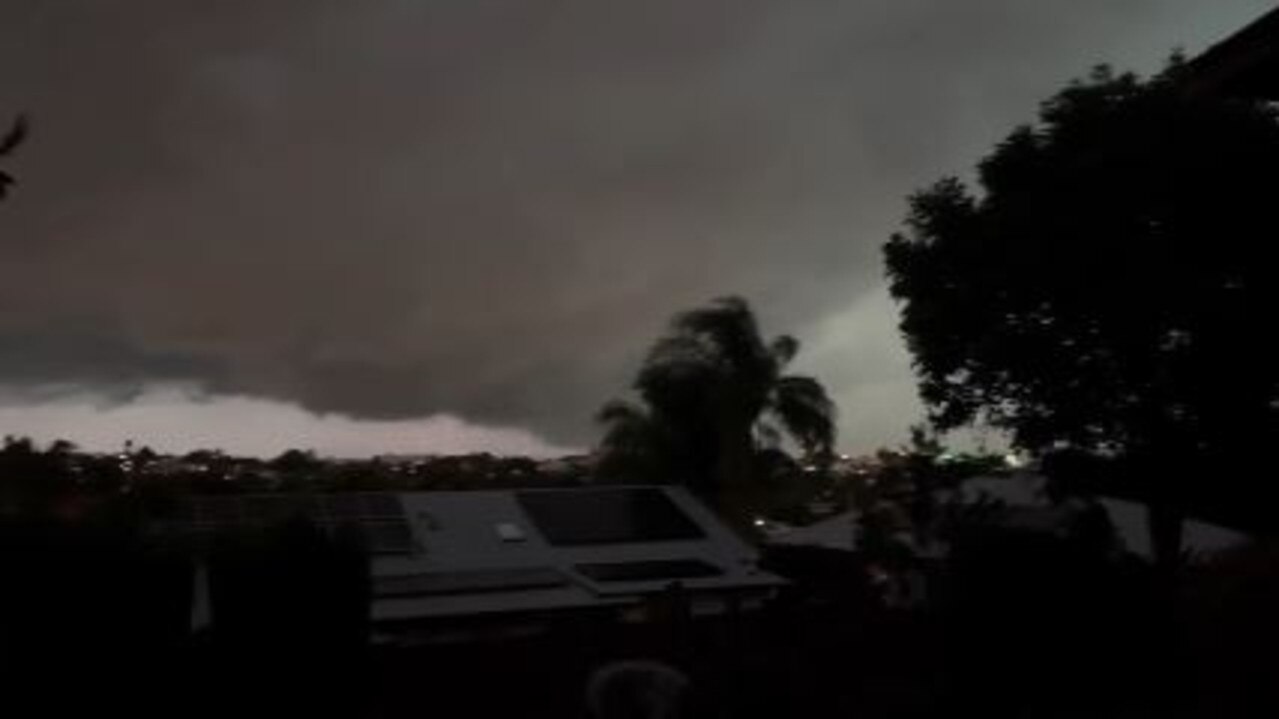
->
[597,297,836,501]
[0,515,194,717]
[884,61,1279,550]
[940,524,1165,717]
[203,518,372,716]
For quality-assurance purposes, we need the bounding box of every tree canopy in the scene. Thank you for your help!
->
[596,297,836,499]
[884,62,1279,545]
[885,63,1278,462]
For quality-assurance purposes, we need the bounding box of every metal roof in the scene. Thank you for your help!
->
[182,485,783,628]
[372,486,782,621]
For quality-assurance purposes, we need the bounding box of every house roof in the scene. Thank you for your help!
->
[767,510,856,552]
[373,486,781,622]
[179,485,783,626]
[962,474,1249,561]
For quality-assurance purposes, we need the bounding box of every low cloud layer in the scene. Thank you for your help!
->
[0,1,1268,453]
[0,384,574,458]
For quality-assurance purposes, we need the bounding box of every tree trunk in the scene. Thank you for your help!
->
[713,418,757,529]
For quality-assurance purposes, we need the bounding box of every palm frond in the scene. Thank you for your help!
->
[0,115,27,156]
[596,399,647,427]
[769,375,837,457]
[754,420,783,450]
[636,334,719,416]
[769,335,799,368]
[597,296,839,496]
[671,296,771,376]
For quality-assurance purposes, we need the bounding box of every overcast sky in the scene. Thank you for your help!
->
[0,1,1271,458]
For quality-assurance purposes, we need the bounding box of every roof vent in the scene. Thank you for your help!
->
[496,522,526,542]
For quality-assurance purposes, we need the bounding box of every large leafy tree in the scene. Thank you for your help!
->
[597,297,836,502]
[884,62,1279,561]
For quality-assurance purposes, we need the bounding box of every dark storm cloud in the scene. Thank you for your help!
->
[0,0,1269,446]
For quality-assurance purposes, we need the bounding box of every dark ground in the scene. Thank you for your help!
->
[2,521,1277,718]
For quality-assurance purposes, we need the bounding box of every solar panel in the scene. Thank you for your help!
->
[517,488,705,546]
[574,559,723,583]
[175,493,414,555]
[373,568,569,598]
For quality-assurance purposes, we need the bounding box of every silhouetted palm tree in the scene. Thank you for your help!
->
[597,297,836,501]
